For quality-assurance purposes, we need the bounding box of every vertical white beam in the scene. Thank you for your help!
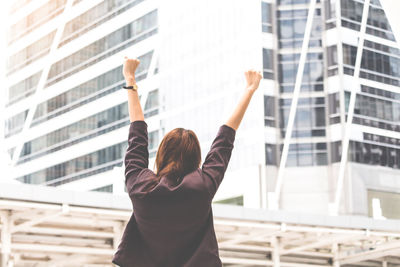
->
[11,0,75,166]
[113,222,124,250]
[335,0,346,144]
[331,0,371,216]
[271,0,317,210]
[332,243,340,267]
[259,163,267,209]
[271,236,280,267]
[111,167,126,195]
[0,212,12,267]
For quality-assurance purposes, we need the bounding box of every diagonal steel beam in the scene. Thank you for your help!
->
[11,0,75,166]
[11,203,69,234]
[271,0,317,210]
[338,241,400,265]
[280,234,364,255]
[331,0,371,216]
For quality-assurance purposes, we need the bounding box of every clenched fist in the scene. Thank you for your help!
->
[244,69,262,93]
[123,56,140,84]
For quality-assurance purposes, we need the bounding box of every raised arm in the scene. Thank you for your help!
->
[201,69,262,198]
[123,56,144,122]
[123,57,149,193]
[225,69,262,130]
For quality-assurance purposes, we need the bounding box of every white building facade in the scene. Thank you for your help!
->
[3,0,400,218]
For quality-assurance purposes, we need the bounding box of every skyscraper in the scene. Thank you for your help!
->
[3,0,399,218]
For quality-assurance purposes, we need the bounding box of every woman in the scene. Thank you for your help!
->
[112,57,262,267]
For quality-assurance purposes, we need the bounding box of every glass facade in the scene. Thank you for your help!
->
[261,2,273,33]
[262,48,274,79]
[8,0,67,44]
[265,142,328,167]
[277,7,322,48]
[7,71,42,106]
[60,0,146,47]
[327,41,400,86]
[274,1,327,167]
[92,184,114,193]
[16,141,127,186]
[4,51,154,138]
[7,31,56,75]
[17,86,159,164]
[19,102,130,164]
[341,0,395,41]
[278,52,324,93]
[264,95,275,127]
[280,97,326,138]
[5,0,160,188]
[46,9,157,87]
[331,138,400,170]
[4,110,28,138]
[16,127,159,186]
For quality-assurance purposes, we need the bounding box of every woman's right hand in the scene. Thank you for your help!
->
[244,69,262,93]
[123,56,140,85]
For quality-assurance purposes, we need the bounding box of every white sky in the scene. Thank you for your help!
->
[381,0,400,46]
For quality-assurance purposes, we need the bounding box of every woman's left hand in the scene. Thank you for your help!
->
[123,56,140,85]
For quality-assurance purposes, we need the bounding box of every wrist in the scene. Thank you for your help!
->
[125,78,136,86]
[245,86,256,94]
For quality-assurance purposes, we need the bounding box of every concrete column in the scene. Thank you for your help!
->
[271,236,280,267]
[0,211,12,267]
[112,167,126,195]
[113,222,124,250]
[332,243,340,267]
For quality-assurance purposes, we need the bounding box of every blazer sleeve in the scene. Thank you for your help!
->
[201,124,236,199]
[124,120,149,192]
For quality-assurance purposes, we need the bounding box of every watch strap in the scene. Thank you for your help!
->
[123,84,138,90]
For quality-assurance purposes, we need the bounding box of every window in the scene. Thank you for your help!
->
[278,52,324,93]
[7,31,56,75]
[4,110,28,138]
[16,142,127,186]
[214,195,243,206]
[261,2,273,33]
[262,48,274,79]
[8,0,67,44]
[60,0,146,47]
[331,139,400,170]
[18,102,130,164]
[46,10,158,87]
[278,8,322,49]
[264,96,275,127]
[340,0,395,41]
[92,184,113,193]
[285,142,328,167]
[33,51,153,126]
[265,143,277,165]
[144,89,159,118]
[279,97,326,138]
[7,71,42,106]
[148,130,159,158]
[368,190,400,219]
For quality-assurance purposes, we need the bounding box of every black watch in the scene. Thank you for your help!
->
[123,84,138,91]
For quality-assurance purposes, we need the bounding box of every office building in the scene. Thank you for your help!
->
[3,0,400,218]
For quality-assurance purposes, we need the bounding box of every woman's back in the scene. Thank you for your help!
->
[112,121,236,267]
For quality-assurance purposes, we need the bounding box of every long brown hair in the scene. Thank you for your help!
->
[146,128,201,192]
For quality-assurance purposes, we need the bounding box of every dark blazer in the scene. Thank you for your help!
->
[112,120,236,267]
